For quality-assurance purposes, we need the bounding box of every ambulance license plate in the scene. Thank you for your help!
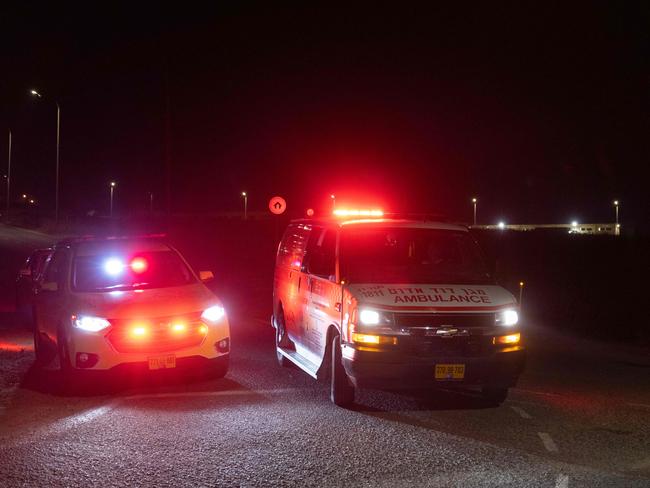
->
[148,354,176,370]
[435,364,465,380]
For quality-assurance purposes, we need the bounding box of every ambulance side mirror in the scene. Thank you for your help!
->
[199,271,214,282]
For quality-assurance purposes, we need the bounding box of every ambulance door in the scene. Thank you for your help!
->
[276,224,312,346]
[304,228,339,363]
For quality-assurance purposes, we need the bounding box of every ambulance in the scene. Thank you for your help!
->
[272,210,525,406]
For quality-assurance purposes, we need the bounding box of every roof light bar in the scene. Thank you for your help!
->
[333,209,384,218]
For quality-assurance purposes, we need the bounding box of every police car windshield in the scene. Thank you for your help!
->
[73,250,195,292]
[340,227,493,284]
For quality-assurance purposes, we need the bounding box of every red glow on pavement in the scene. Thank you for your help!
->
[0,341,33,352]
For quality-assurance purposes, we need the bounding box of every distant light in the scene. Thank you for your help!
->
[472,197,477,203]
[333,209,384,218]
[498,221,505,229]
[30,89,41,97]
[613,200,619,206]
[110,181,116,187]
[29,199,35,204]
[104,258,124,276]
[241,191,247,197]
[519,281,524,287]
[571,221,578,227]
[330,194,335,199]
[22,194,27,199]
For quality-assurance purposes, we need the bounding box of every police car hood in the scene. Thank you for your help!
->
[71,283,219,319]
[348,284,517,311]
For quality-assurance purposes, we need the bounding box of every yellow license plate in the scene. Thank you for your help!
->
[148,354,176,370]
[435,364,465,380]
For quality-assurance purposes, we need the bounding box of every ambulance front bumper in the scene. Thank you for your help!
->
[341,344,526,390]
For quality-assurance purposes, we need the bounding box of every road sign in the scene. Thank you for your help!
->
[269,196,287,215]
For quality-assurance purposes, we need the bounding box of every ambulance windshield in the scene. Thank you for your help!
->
[340,227,493,284]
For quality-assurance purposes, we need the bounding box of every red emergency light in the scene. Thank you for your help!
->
[333,209,384,218]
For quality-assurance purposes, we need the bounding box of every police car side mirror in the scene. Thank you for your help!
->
[41,281,58,292]
[199,271,214,282]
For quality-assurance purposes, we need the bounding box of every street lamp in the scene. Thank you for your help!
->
[241,191,247,220]
[30,89,61,223]
[471,197,477,226]
[498,221,505,230]
[110,181,116,217]
[5,130,11,221]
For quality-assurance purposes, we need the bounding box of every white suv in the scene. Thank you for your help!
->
[33,236,230,378]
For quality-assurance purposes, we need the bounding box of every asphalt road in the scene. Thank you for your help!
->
[0,224,649,487]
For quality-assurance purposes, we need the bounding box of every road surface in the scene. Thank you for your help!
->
[0,224,648,487]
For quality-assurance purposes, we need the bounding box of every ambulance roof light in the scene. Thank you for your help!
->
[333,209,384,218]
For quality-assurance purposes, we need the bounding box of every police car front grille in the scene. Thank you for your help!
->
[395,313,494,329]
[106,314,205,354]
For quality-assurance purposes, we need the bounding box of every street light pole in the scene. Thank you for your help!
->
[613,200,619,224]
[110,182,116,217]
[241,192,247,220]
[30,89,61,223]
[6,130,11,221]
[472,197,477,226]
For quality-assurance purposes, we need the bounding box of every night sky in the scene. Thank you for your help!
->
[1,3,648,228]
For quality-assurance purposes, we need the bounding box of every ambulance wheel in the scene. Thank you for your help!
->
[275,307,292,368]
[330,334,355,407]
[481,386,508,405]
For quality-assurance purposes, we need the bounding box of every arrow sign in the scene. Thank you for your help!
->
[269,196,287,215]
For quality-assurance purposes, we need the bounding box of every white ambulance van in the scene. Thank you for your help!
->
[272,212,525,406]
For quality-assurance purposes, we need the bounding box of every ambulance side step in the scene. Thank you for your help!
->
[276,347,319,379]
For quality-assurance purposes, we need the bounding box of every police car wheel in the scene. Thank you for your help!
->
[57,326,73,373]
[275,308,292,368]
[481,386,508,405]
[330,334,355,407]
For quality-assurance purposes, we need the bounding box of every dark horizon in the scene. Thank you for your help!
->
[1,3,648,228]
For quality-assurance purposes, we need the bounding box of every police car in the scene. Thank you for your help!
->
[32,236,230,377]
[272,210,525,406]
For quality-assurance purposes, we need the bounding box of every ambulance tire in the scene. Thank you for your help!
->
[275,307,292,368]
[481,386,509,405]
[330,334,355,407]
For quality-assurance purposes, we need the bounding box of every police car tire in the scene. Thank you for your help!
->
[330,334,355,407]
[481,386,508,404]
[57,326,73,373]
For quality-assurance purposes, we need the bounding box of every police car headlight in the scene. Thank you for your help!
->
[73,315,111,332]
[201,305,225,324]
[496,309,519,327]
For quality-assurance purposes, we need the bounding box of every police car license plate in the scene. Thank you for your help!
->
[148,354,176,370]
[435,364,465,380]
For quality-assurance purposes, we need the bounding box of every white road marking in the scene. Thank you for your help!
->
[538,432,559,453]
[510,405,532,419]
[513,388,564,398]
[120,387,300,401]
[555,473,569,487]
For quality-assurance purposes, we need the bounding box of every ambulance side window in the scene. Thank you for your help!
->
[305,229,336,281]
[277,224,311,270]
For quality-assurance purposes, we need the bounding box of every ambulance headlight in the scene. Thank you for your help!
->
[73,315,111,332]
[496,309,519,327]
[358,309,393,326]
[201,305,225,324]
